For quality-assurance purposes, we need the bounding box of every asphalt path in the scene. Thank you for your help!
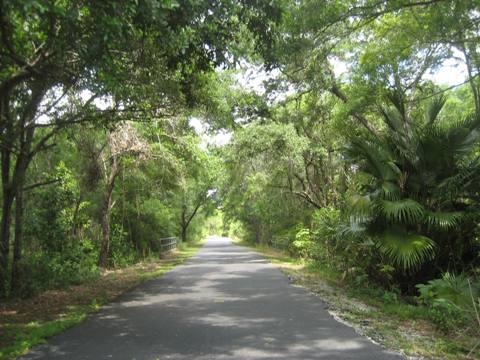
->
[21,236,403,360]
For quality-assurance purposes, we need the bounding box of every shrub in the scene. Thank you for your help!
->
[416,273,479,331]
[109,223,137,268]
[290,228,317,258]
[311,207,379,277]
[15,239,99,298]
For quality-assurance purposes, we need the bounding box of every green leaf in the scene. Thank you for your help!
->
[348,194,374,220]
[381,181,401,200]
[379,230,435,271]
[381,198,425,223]
[425,211,462,230]
[425,95,446,126]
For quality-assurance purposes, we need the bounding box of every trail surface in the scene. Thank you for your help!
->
[21,236,402,359]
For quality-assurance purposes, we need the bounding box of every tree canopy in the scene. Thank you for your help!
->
[0,0,479,353]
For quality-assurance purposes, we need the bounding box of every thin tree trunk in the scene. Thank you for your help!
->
[0,188,13,297]
[0,148,13,297]
[181,225,187,243]
[180,200,204,243]
[99,198,112,268]
[98,157,119,268]
[11,187,23,292]
[0,97,13,296]
[70,193,83,238]
[181,204,187,243]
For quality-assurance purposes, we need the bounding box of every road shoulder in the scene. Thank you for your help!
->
[233,239,478,360]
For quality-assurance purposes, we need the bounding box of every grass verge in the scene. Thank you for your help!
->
[0,241,203,360]
[234,239,479,360]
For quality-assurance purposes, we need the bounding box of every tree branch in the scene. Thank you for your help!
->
[23,178,61,192]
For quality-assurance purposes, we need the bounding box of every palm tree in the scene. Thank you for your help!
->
[346,92,480,273]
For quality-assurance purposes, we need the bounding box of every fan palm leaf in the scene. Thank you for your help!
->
[381,181,401,200]
[348,139,400,184]
[349,194,375,221]
[379,229,435,271]
[425,211,462,230]
[346,94,480,274]
[425,95,446,126]
[381,198,425,224]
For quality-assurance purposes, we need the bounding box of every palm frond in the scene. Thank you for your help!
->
[386,90,406,120]
[443,114,480,157]
[338,217,367,236]
[437,163,479,196]
[417,273,479,310]
[379,230,435,271]
[381,107,405,132]
[348,194,374,220]
[425,95,446,126]
[381,181,401,200]
[348,139,399,183]
[425,211,462,230]
[381,198,425,223]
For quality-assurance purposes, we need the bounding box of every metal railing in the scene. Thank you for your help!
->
[159,237,177,252]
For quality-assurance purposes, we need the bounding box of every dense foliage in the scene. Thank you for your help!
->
[1,0,479,346]
[217,0,480,336]
[0,0,282,297]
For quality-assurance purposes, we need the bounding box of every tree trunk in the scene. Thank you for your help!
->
[0,188,13,297]
[99,198,112,269]
[0,147,13,297]
[181,225,187,243]
[0,73,46,296]
[180,199,204,244]
[10,125,35,293]
[180,204,187,243]
[11,187,23,292]
[98,157,119,268]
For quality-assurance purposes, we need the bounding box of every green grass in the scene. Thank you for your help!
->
[0,310,90,360]
[0,241,204,360]
[236,239,479,360]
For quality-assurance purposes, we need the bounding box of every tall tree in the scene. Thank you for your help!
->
[98,123,149,268]
[0,0,283,296]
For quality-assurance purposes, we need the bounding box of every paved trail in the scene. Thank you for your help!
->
[22,236,403,360]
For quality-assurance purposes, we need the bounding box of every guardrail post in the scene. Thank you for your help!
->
[159,236,177,254]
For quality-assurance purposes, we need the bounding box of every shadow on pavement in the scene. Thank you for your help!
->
[20,236,403,360]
